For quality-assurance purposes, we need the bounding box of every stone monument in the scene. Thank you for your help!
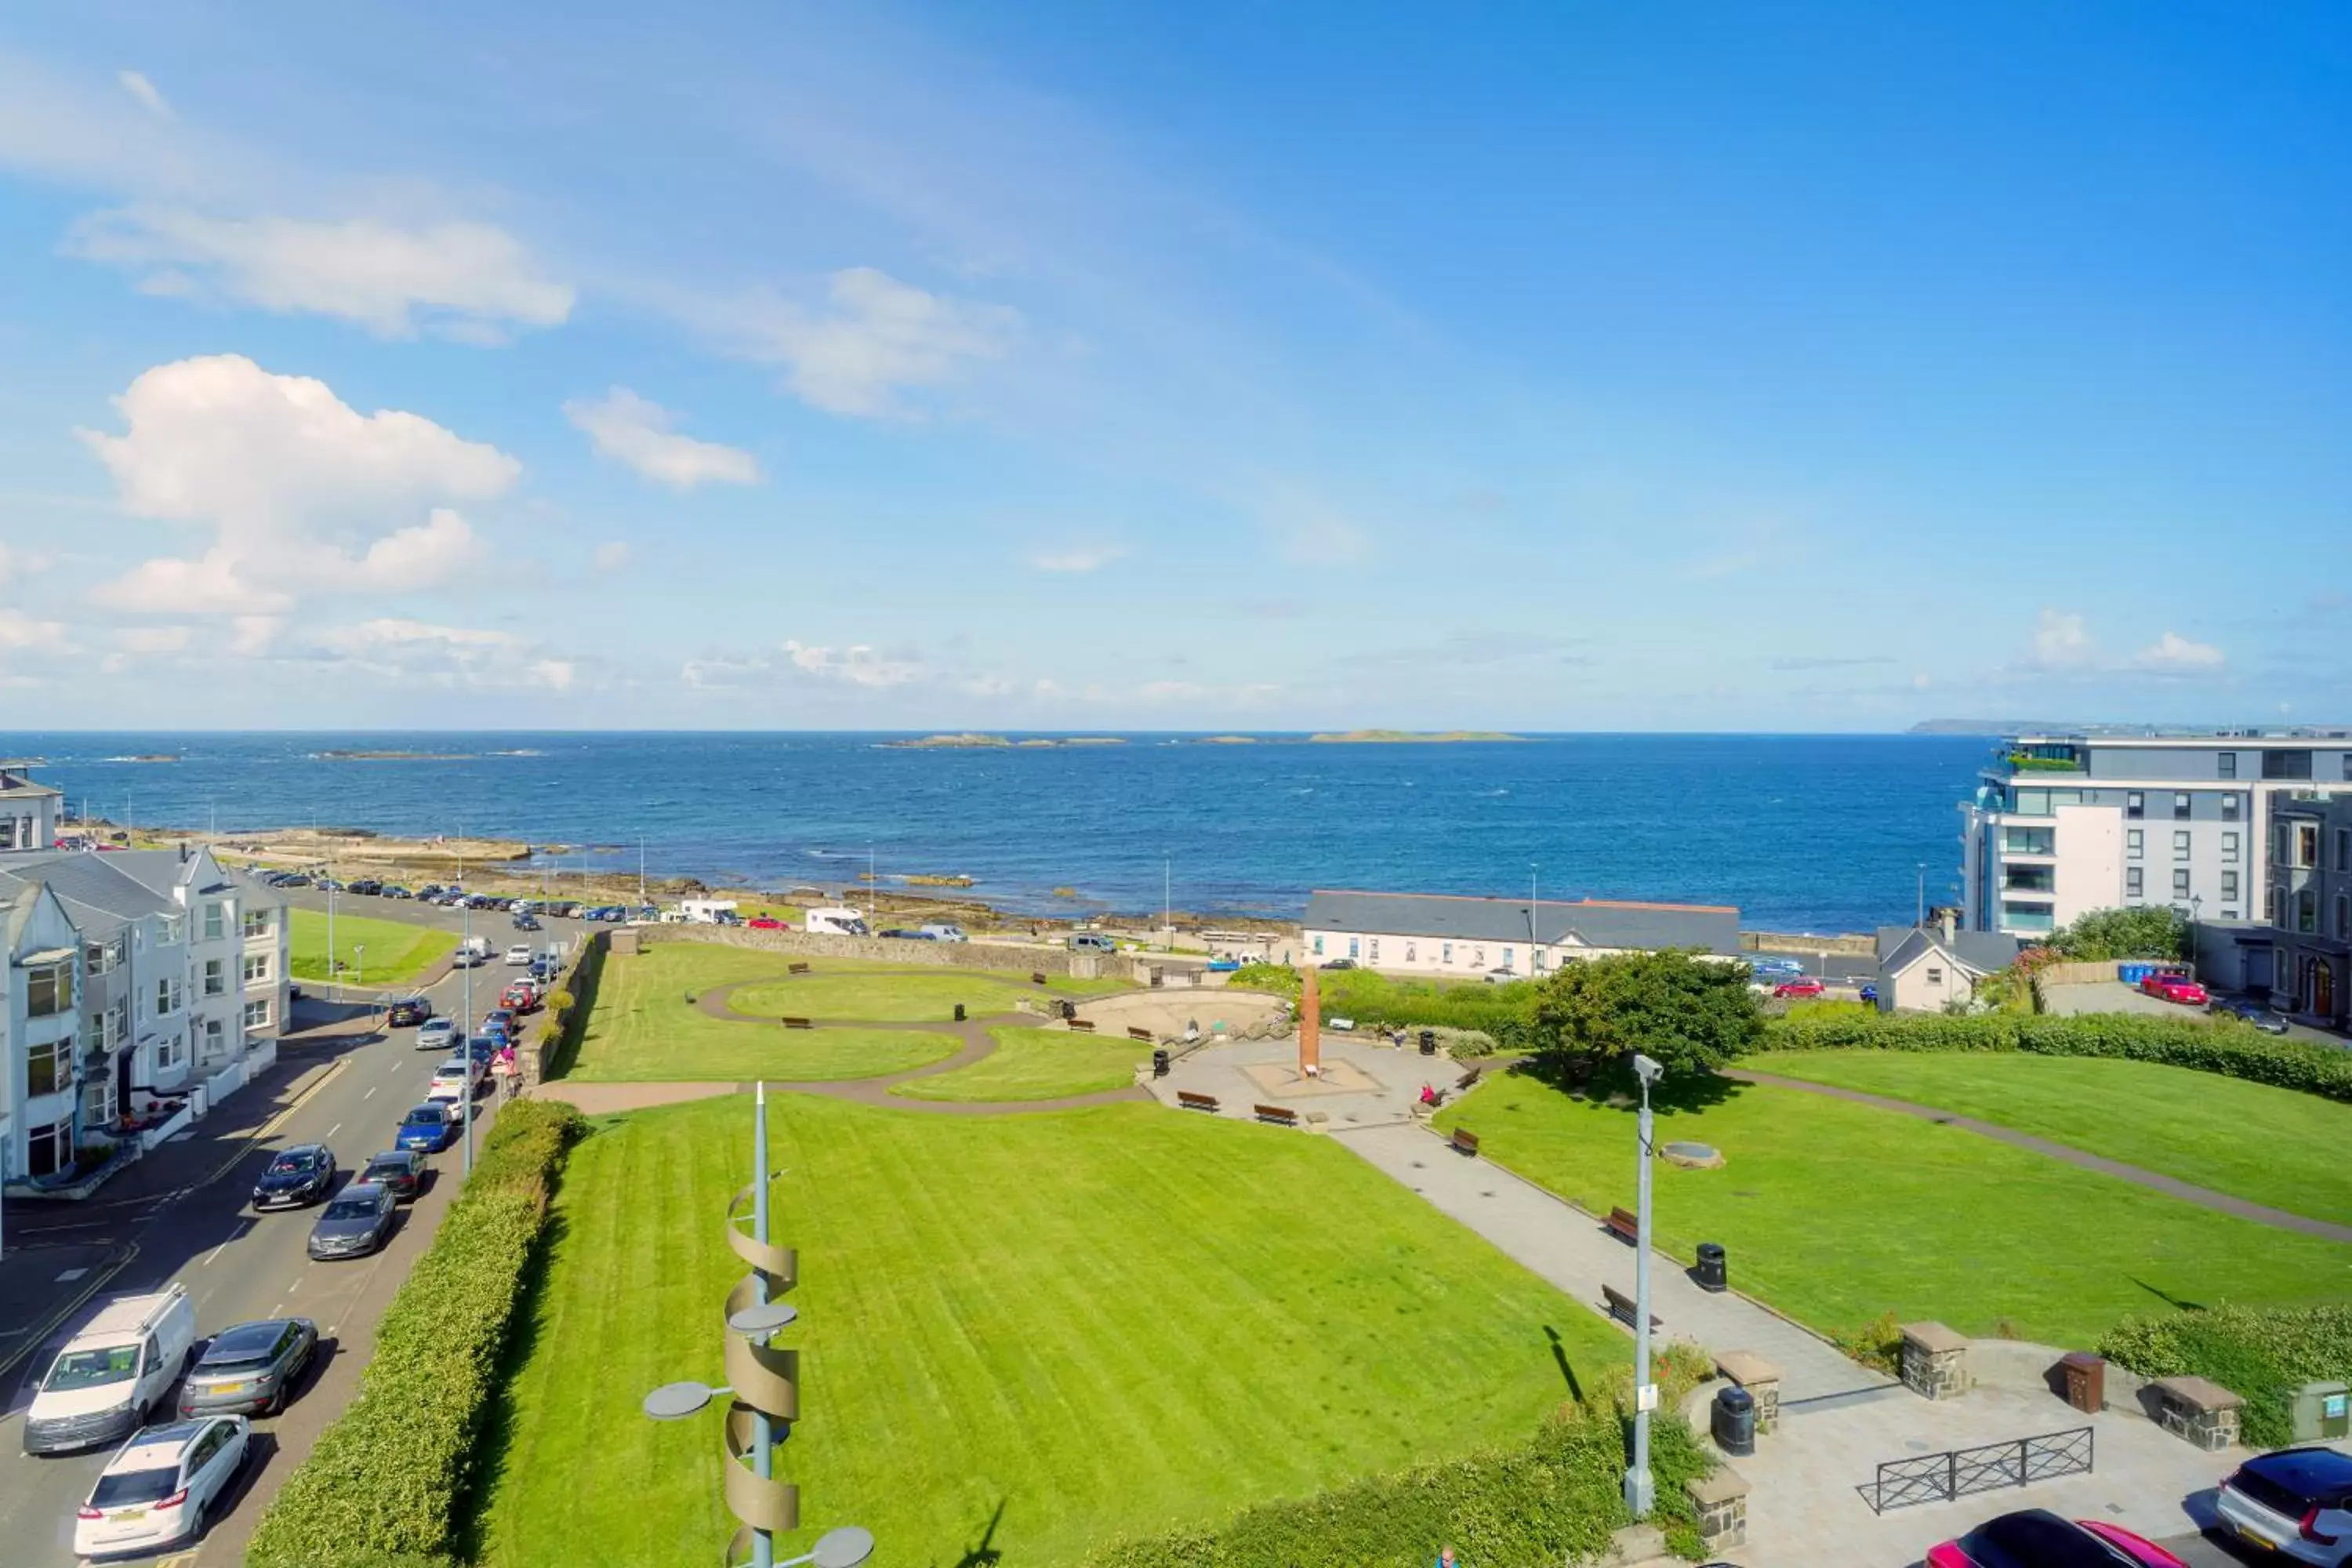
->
[1299,964,1321,1077]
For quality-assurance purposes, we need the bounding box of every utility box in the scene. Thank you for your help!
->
[2292,1381,2350,1442]
[2060,1352,2107,1414]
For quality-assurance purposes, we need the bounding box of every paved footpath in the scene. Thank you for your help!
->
[1332,1120,1889,1403]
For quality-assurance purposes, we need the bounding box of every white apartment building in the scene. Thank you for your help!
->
[1301,888,1742,977]
[1959,728,2352,939]
[2,879,86,1185]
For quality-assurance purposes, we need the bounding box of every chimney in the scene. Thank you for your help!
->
[179,840,191,863]
[1938,909,1955,945]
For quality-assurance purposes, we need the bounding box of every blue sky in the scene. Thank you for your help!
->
[0,1,2344,730]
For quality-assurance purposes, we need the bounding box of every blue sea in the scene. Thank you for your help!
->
[10,732,1994,933]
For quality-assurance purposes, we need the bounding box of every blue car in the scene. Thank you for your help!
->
[1205,958,1241,973]
[395,1102,459,1153]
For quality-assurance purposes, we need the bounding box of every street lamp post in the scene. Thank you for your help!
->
[460,902,474,1173]
[1163,854,1171,953]
[325,862,337,1000]
[1530,863,1539,975]
[1624,1052,1664,1517]
[354,945,365,991]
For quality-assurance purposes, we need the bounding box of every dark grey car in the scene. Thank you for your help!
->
[178,1318,318,1417]
[305,1183,398,1261]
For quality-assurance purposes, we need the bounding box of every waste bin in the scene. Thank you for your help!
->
[1152,1048,1171,1080]
[1061,999,1077,1021]
[953,1003,966,1022]
[1419,1030,1437,1056]
[2060,1352,2106,1414]
[1694,1242,1728,1294]
[1711,1386,1755,1457]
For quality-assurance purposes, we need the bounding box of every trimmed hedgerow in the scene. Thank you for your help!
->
[245,1098,587,1568]
[1751,1010,2352,1103]
[2102,1302,2352,1449]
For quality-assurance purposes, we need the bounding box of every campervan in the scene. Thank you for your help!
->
[680,898,740,925]
[23,1286,198,1454]
[805,906,871,937]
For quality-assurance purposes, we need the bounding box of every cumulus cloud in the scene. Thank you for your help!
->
[309,617,576,690]
[2013,609,2226,681]
[782,639,924,687]
[2136,631,2224,671]
[66,208,574,339]
[112,624,191,654]
[117,71,172,120]
[81,355,514,615]
[699,267,1018,417]
[228,615,284,657]
[0,608,67,650]
[2030,609,2096,669]
[1028,543,1125,574]
[593,541,633,572]
[564,388,760,490]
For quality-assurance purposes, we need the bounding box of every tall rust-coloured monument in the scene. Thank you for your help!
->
[1298,964,1320,1076]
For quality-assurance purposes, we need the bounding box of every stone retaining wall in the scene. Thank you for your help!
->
[637,924,1083,976]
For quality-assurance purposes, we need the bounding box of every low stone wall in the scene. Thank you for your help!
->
[1968,1337,2153,1418]
[637,924,1080,976]
[1900,1322,1972,1400]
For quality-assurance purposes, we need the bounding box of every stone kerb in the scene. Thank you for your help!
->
[1685,1467,1749,1554]
[1900,1322,1971,1401]
[638,924,1079,976]
[2147,1375,2245,1451]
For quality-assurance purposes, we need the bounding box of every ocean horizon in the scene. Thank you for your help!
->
[10,731,1997,933]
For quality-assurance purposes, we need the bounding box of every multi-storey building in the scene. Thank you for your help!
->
[0,760,61,853]
[2,879,86,1188]
[2266,793,2352,1028]
[1959,728,2352,940]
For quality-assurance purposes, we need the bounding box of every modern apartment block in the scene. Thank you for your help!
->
[1959,728,2352,939]
[2266,793,2352,1028]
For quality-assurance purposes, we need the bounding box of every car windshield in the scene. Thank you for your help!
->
[44,1345,138,1390]
[322,1196,379,1221]
[267,1152,314,1174]
[90,1465,182,1508]
[365,1159,408,1178]
[404,1107,446,1125]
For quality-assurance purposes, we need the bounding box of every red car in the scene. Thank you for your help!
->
[748,916,784,931]
[1927,1508,2186,1568]
[501,981,539,1013]
[2139,973,2209,1006]
[1772,978,1826,999]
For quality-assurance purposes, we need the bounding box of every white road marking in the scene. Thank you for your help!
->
[325,1122,343,1139]
[202,1238,232,1267]
[363,1084,376,1099]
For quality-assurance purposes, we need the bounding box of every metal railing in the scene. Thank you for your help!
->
[1867,1426,2093,1515]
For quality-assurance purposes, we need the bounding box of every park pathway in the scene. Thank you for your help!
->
[1724,1067,2352,1245]
[1332,1120,1893,1404]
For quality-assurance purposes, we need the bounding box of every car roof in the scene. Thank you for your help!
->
[111,1420,211,1467]
[2248,1446,2352,1493]
[1955,1510,2118,1568]
[405,1102,450,1118]
[364,1149,419,1165]
[204,1319,293,1356]
[333,1181,387,1200]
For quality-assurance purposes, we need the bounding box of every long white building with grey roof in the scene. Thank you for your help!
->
[1301,887,1742,978]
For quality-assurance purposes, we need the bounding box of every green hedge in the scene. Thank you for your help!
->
[245,1098,588,1568]
[2102,1303,2352,1448]
[1232,963,1536,1044]
[1751,1010,2352,1102]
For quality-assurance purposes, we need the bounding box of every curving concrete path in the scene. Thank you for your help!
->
[541,972,1149,1117]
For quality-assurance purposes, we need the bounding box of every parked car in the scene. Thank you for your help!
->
[382,884,413,899]
[550,902,583,919]
[1926,1508,2187,1568]
[880,927,933,940]
[1205,957,1241,972]
[748,916,784,930]
[178,1318,318,1417]
[503,943,532,966]
[395,1102,459,1153]
[1773,978,1828,999]
[2216,1446,2352,1565]
[415,1017,458,1053]
[484,1006,517,1033]
[920,923,969,943]
[502,980,539,1012]
[384,995,433,1028]
[1481,967,1519,983]
[1068,932,1118,953]
[251,1145,338,1210]
[347,877,382,895]
[2211,995,2291,1033]
[418,884,446,900]
[307,1182,399,1261]
[72,1415,250,1558]
[1319,956,1356,970]
[2139,972,2209,1006]
[24,1287,198,1454]
[528,956,559,983]
[512,913,542,933]
[361,1149,426,1200]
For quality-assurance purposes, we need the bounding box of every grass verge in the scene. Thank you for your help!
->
[289,908,458,987]
[891,1025,1147,1102]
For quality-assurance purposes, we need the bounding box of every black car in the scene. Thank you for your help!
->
[307,1182,399,1260]
[512,913,542,931]
[1321,958,1357,971]
[347,878,382,895]
[419,884,446,900]
[179,1317,318,1417]
[359,1149,426,1201]
[382,884,413,899]
[385,995,434,1027]
[2209,996,2292,1034]
[252,1144,338,1210]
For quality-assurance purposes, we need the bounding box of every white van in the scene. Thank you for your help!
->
[920,924,968,943]
[454,935,493,966]
[23,1285,198,1454]
[805,906,870,937]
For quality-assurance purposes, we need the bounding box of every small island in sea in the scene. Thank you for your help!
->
[1307,729,1526,744]
[1197,735,1258,745]
[887,734,1128,750]
[314,749,470,761]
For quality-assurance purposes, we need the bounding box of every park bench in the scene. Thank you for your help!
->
[1602,1283,1661,1330]
[1254,1104,1299,1127]
[1127,1025,1156,1043]
[1177,1091,1220,1113]
[787,962,811,975]
[1067,1018,1097,1034]
[1605,1207,1639,1244]
[1450,1127,1480,1157]
[1031,971,1048,985]
[1456,1065,1483,1092]
[781,1017,813,1030]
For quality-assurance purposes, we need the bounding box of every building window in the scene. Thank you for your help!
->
[1926,967,1944,985]
[2126,829,2143,859]
[85,940,111,975]
[2125,867,2143,898]
[1312,935,1323,956]
[2276,888,2290,927]
[2172,869,2192,899]
[2123,792,2143,819]
[242,910,270,940]
[202,902,226,942]
[27,961,73,1018]
[2173,830,2191,856]
[2339,829,2352,873]
[1368,938,1380,963]
[25,1120,69,1178]
[2338,895,2351,941]
[2298,889,2319,934]
[2222,832,2239,863]
[1472,948,1485,967]
[1404,942,1416,963]
[2219,753,2238,779]
[2263,750,2314,781]
[2300,824,2321,868]
[1347,937,1359,959]
[244,998,271,1031]
[26,1037,69,1098]
[2221,871,2239,902]
[161,914,185,946]
[2221,793,2241,822]
[203,958,227,997]
[203,1017,226,1062]
[2174,793,2192,820]
[1501,947,1514,971]
[2343,753,2352,782]
[241,953,270,984]
[156,1032,185,1072]
[154,976,183,1017]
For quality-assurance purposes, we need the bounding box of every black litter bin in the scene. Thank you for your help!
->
[953,1003,966,1022]
[1419,1030,1437,1056]
[1694,1242,1728,1294]
[1152,1048,1171,1079]
[1061,999,1077,1021]
[1711,1386,1756,1457]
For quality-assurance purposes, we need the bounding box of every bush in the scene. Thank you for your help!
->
[245,1099,587,1568]
[1529,950,1762,1079]
[2047,906,2189,962]
[2102,1303,2352,1448]
[1751,1009,2352,1102]
[1231,964,1537,1045]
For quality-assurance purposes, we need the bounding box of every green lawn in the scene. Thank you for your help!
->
[1436,1074,2352,1349]
[1758,1051,2352,1227]
[891,1025,1148,1102]
[286,908,456,988]
[474,1095,1625,1568]
[566,945,961,1081]
[728,965,1131,1023]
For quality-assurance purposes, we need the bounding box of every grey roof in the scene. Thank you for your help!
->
[1876,924,2020,980]
[1304,889,1741,955]
[0,851,179,937]
[229,865,288,910]
[105,848,237,898]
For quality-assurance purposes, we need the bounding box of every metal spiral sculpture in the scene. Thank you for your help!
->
[723,1174,800,1563]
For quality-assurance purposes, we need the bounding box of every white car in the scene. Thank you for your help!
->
[424,1065,473,1105]
[415,1018,459,1053]
[74,1415,249,1557]
[503,944,533,966]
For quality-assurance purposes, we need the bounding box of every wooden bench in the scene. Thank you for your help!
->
[1127,1025,1156,1043]
[781,1016,813,1030]
[1450,1127,1480,1157]
[787,963,811,975]
[1254,1104,1299,1127]
[1602,1283,1662,1330]
[1605,1207,1639,1244]
[1177,1091,1220,1113]
[1031,971,1048,985]
[1456,1065,1483,1092]
[1067,1018,1097,1034]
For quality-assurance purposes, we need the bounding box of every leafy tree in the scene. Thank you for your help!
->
[1526,950,1763,1078]
[2049,906,2188,961]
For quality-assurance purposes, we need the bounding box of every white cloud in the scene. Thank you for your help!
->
[563,389,760,490]
[112,624,191,654]
[2031,609,2096,669]
[528,659,577,691]
[1028,543,1125,574]
[117,71,172,120]
[0,608,66,650]
[228,615,284,657]
[0,543,56,586]
[318,618,521,655]
[67,207,573,339]
[82,355,515,615]
[2136,631,2224,671]
[308,616,577,690]
[781,639,924,687]
[593,541,633,572]
[698,267,1018,417]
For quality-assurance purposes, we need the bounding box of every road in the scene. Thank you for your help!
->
[0,915,549,1568]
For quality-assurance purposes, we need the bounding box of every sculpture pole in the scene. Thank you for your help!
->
[1298,964,1320,1077]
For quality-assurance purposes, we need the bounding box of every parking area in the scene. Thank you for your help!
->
[2041,980,2209,1018]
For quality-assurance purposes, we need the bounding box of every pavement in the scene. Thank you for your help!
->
[0,935,524,1568]
[1148,1030,1464,1130]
